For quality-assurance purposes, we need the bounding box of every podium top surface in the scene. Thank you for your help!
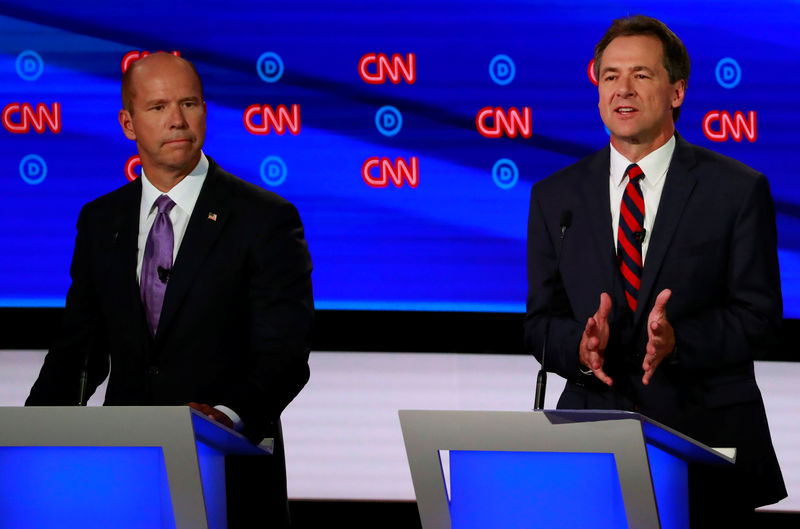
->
[399,409,734,465]
[0,406,271,456]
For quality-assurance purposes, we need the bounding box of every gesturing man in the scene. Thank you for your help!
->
[525,15,785,526]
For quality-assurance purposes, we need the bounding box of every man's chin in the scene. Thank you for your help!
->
[609,132,643,146]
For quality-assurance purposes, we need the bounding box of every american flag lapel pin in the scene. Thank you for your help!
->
[208,212,218,221]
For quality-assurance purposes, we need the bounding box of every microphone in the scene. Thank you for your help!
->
[634,228,647,243]
[157,266,171,283]
[78,350,90,406]
[534,209,572,410]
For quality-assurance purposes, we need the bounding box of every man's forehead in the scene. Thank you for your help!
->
[130,54,198,85]
[601,36,665,67]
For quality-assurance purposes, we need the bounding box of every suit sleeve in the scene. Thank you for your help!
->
[524,185,585,381]
[670,174,782,370]
[224,200,313,442]
[26,205,110,405]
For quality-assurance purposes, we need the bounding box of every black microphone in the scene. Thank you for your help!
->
[157,266,171,283]
[534,209,572,410]
[633,228,647,243]
[78,350,90,406]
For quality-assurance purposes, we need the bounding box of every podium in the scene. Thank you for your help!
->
[0,406,272,529]
[399,410,734,529]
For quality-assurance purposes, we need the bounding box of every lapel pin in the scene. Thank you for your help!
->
[207,212,218,221]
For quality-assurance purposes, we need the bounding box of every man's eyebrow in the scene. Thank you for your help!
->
[600,65,656,74]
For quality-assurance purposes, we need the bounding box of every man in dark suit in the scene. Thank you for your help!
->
[26,52,313,527]
[525,15,785,526]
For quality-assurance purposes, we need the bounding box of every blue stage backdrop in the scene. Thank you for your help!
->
[1,1,798,315]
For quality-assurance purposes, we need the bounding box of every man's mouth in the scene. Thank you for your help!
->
[616,107,637,114]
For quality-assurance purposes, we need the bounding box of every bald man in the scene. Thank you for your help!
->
[27,53,313,527]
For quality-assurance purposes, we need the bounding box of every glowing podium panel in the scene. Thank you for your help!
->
[0,406,271,529]
[399,410,734,529]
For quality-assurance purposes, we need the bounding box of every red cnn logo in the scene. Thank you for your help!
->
[2,102,61,133]
[588,58,598,86]
[125,155,141,182]
[702,111,757,142]
[476,106,532,138]
[243,104,301,135]
[121,51,181,73]
[359,53,416,85]
[362,157,419,188]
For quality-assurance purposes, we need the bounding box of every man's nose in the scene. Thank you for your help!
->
[168,105,188,128]
[616,77,634,97]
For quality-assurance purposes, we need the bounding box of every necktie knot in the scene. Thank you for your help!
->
[626,163,644,184]
[154,195,176,215]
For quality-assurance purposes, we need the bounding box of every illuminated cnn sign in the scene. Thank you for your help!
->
[359,53,416,84]
[121,51,181,73]
[362,157,419,188]
[702,111,757,142]
[243,104,301,135]
[125,155,141,182]
[476,106,532,138]
[2,102,61,133]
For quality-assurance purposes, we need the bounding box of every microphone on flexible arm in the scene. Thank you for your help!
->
[534,209,572,410]
[78,350,90,406]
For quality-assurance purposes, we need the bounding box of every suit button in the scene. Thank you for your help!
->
[148,366,160,375]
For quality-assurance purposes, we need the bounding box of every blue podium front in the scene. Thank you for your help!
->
[0,407,271,529]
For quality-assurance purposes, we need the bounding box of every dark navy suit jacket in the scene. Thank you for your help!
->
[524,133,786,507]
[27,157,313,521]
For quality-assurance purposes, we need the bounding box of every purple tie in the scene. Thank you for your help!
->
[141,194,176,336]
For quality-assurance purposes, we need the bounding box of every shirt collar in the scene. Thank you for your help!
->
[609,135,676,189]
[140,152,209,217]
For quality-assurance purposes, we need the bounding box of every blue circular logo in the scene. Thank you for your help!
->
[715,58,741,89]
[19,154,47,185]
[16,50,44,81]
[257,52,284,83]
[489,54,515,86]
[260,156,287,187]
[375,105,403,137]
[492,158,518,190]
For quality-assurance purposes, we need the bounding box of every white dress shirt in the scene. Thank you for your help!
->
[609,136,676,264]
[136,153,208,283]
[135,152,243,431]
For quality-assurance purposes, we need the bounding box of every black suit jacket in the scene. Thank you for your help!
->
[524,134,786,507]
[27,158,313,501]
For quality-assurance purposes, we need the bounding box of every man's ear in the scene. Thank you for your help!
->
[671,79,686,111]
[119,109,136,140]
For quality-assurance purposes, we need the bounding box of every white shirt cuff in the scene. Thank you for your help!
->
[214,404,244,432]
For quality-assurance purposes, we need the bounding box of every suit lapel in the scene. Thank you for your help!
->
[156,159,233,340]
[635,134,698,324]
[577,147,624,302]
[108,178,148,335]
